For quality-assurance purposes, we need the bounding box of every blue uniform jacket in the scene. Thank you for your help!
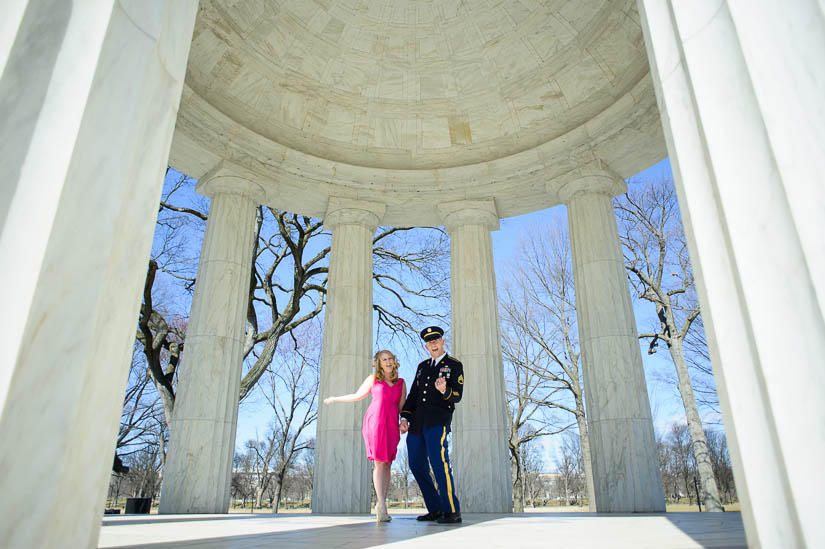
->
[401,354,464,434]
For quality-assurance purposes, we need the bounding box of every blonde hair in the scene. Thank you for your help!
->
[373,350,399,383]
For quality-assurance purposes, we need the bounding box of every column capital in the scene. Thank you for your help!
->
[554,159,627,203]
[437,199,500,232]
[196,161,266,202]
[323,197,386,232]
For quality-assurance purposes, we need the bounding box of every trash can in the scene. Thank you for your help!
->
[125,497,152,514]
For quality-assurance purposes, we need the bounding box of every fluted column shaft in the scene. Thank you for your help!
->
[563,177,664,513]
[639,2,825,546]
[438,199,512,513]
[0,2,197,547]
[313,198,385,513]
[160,173,264,514]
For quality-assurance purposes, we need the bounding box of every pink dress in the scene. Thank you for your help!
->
[362,378,404,462]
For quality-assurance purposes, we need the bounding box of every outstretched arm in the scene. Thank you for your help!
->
[324,375,374,404]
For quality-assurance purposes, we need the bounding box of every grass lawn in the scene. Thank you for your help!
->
[665,502,741,512]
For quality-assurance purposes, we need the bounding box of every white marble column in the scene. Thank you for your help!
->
[313,197,385,513]
[639,2,825,546]
[438,199,512,513]
[560,170,665,513]
[160,167,264,514]
[0,2,197,547]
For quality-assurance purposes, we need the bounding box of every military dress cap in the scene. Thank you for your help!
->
[420,326,444,341]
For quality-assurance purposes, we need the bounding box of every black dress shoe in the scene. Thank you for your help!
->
[416,511,444,521]
[436,512,462,524]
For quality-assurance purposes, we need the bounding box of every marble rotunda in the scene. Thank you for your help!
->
[164,0,667,519]
[2,1,823,548]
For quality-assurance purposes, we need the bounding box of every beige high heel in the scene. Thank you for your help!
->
[376,508,392,522]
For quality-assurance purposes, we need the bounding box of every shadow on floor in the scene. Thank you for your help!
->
[663,511,748,549]
[102,514,266,527]
[102,513,494,549]
[100,511,747,549]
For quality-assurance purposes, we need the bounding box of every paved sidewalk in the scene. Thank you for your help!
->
[98,511,747,548]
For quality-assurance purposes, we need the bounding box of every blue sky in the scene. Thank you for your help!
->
[231,157,718,469]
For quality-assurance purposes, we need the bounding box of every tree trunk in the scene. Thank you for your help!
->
[574,401,596,511]
[511,453,524,512]
[563,476,569,506]
[255,484,265,509]
[272,468,287,514]
[158,431,167,472]
[274,480,284,514]
[669,338,724,511]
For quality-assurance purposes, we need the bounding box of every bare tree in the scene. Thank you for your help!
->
[116,346,166,455]
[704,428,736,504]
[136,260,185,426]
[231,450,255,511]
[500,222,596,509]
[555,432,584,506]
[502,323,567,511]
[667,422,696,504]
[392,446,414,508]
[133,169,201,425]
[682,317,721,416]
[244,436,277,510]
[257,322,320,513]
[135,170,448,432]
[111,345,171,502]
[656,433,678,502]
[519,436,545,508]
[615,176,723,511]
[295,442,315,506]
[122,443,163,501]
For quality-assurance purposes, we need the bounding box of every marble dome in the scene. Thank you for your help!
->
[170,0,666,224]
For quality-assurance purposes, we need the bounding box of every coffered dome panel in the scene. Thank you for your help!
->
[183,0,649,170]
[171,0,666,224]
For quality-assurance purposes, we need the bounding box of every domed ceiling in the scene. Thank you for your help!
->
[169,0,666,224]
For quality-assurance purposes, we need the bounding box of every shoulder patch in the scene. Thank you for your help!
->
[458,374,464,385]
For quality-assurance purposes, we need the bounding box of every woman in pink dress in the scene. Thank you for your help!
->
[323,350,406,522]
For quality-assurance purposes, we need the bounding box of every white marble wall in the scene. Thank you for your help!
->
[160,168,264,514]
[639,1,825,546]
[313,198,385,513]
[439,200,513,513]
[0,1,197,547]
[562,174,665,513]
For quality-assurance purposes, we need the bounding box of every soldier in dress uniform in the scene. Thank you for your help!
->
[399,326,464,524]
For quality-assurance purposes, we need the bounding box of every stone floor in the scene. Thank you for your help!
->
[98,511,747,548]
